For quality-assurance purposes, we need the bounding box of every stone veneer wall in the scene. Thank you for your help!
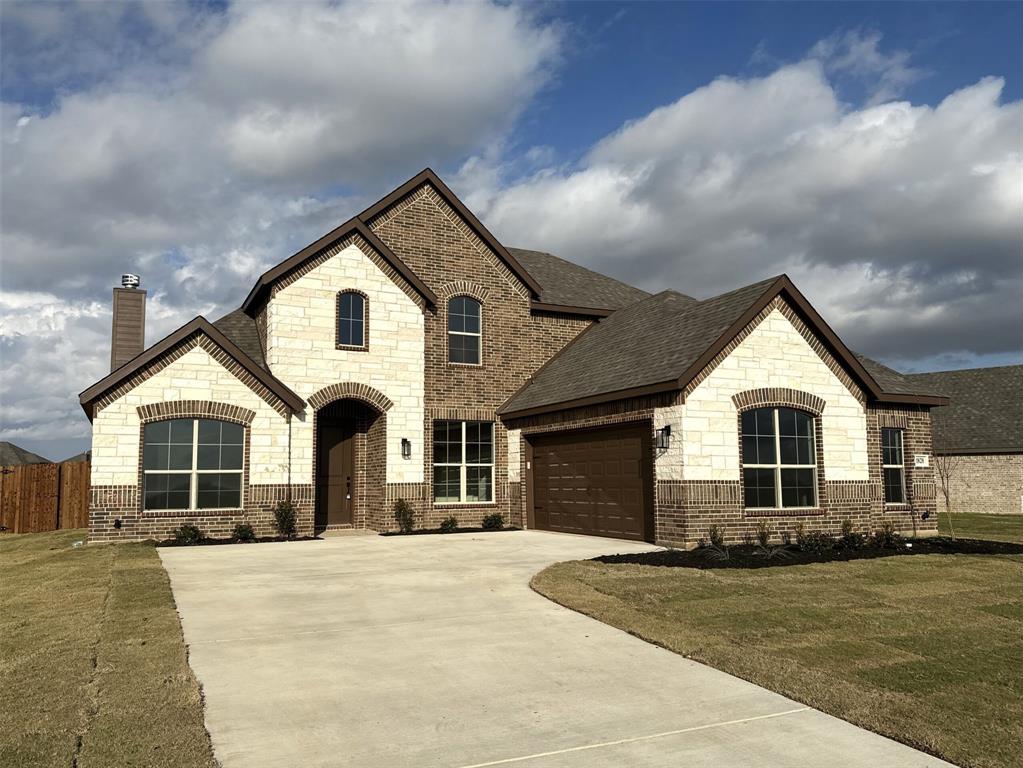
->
[935,453,1023,516]
[366,184,591,530]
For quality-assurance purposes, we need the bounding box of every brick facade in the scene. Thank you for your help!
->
[936,453,1023,516]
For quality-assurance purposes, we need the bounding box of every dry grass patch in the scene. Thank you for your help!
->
[0,530,216,768]
[533,550,1023,768]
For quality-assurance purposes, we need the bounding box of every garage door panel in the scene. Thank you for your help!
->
[531,423,653,542]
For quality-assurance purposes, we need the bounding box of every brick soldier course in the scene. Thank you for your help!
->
[80,168,949,545]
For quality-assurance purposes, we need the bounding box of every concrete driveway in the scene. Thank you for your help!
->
[160,531,949,768]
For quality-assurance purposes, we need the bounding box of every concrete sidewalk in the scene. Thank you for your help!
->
[160,530,950,768]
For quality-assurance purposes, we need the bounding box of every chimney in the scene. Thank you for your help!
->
[110,274,146,371]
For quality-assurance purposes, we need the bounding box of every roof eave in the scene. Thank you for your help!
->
[498,380,679,420]
[78,317,305,421]
[529,301,614,318]
[875,393,952,407]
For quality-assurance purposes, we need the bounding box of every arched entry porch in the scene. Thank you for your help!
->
[313,397,387,532]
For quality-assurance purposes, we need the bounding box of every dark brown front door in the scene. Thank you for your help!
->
[531,423,653,542]
[317,419,355,527]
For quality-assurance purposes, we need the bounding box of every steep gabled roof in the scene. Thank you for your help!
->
[241,218,437,314]
[213,309,267,370]
[906,365,1023,453]
[508,248,653,314]
[79,317,304,420]
[500,275,949,418]
[0,441,52,465]
[359,169,543,299]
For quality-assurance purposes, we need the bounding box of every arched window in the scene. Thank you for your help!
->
[448,296,481,364]
[741,407,817,508]
[142,419,244,510]
[337,291,366,349]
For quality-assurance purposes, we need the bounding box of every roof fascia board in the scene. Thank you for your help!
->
[499,380,678,420]
[79,317,305,419]
[359,169,543,299]
[241,217,436,314]
[530,301,614,318]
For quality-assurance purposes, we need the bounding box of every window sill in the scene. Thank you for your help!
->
[141,508,243,518]
[447,362,483,368]
[433,501,496,507]
[884,503,911,511]
[744,507,824,517]
[336,344,368,352]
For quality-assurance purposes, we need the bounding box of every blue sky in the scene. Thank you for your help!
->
[1,0,1020,460]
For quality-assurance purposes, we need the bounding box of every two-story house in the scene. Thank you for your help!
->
[80,169,948,545]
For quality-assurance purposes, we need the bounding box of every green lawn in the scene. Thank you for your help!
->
[0,530,215,768]
[940,512,1023,544]
[534,548,1023,768]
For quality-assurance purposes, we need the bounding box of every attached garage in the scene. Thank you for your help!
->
[528,423,654,542]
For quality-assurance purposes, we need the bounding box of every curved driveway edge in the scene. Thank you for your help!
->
[159,531,952,768]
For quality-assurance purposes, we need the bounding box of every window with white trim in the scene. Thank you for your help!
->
[433,420,493,503]
[143,419,244,511]
[448,296,481,364]
[882,427,906,504]
[741,407,817,508]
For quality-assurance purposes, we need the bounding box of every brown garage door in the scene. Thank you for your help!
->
[530,423,653,542]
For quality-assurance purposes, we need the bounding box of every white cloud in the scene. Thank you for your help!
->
[0,0,561,446]
[475,64,1022,362]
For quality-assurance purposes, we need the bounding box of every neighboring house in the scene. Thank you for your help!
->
[79,169,947,545]
[906,366,1023,515]
[0,442,51,466]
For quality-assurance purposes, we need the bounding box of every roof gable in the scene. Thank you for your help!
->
[500,275,948,418]
[79,317,304,420]
[508,248,652,313]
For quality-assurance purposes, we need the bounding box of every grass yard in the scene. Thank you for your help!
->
[940,512,1023,544]
[0,530,216,768]
[534,548,1023,768]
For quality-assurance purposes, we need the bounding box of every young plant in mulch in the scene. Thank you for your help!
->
[393,498,415,534]
[273,500,297,539]
[171,523,204,546]
[232,523,257,543]
[481,513,505,531]
[439,516,459,533]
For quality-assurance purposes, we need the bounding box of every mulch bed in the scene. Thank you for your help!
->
[593,536,1023,569]
[380,527,520,537]
[156,536,319,547]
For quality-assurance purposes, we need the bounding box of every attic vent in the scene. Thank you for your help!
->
[121,273,141,289]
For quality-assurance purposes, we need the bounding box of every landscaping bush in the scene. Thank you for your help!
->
[232,523,256,543]
[796,528,834,555]
[700,525,731,562]
[393,498,415,534]
[439,516,458,533]
[481,513,504,531]
[273,500,297,539]
[872,521,901,549]
[172,523,204,546]
[707,525,726,549]
[837,518,866,550]
[755,521,771,548]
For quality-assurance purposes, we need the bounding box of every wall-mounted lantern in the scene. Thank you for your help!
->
[655,425,672,450]
[401,438,412,459]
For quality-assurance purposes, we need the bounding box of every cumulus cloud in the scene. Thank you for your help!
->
[0,0,561,449]
[475,62,1023,370]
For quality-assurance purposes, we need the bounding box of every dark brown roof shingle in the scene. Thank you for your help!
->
[906,366,1023,453]
[508,248,653,311]
[213,310,268,371]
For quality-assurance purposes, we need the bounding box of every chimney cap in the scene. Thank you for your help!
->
[121,274,140,289]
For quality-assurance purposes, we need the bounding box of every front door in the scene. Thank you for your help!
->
[317,419,355,527]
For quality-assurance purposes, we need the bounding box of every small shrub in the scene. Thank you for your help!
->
[741,531,754,548]
[273,500,297,539]
[439,516,458,533]
[755,521,771,548]
[798,530,834,555]
[837,518,865,550]
[872,521,901,549]
[707,525,725,549]
[232,523,256,543]
[172,523,204,546]
[701,525,730,562]
[481,513,504,531]
[780,530,793,546]
[393,498,415,534]
[794,522,807,548]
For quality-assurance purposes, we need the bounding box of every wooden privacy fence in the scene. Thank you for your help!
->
[0,461,90,534]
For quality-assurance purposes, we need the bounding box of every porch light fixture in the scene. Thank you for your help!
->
[401,438,412,459]
[655,425,671,450]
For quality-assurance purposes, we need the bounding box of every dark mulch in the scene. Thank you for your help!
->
[156,536,319,547]
[380,527,520,537]
[594,536,1023,569]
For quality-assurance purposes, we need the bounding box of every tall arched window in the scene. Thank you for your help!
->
[448,296,481,364]
[741,407,817,508]
[143,419,244,510]
[337,291,366,349]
